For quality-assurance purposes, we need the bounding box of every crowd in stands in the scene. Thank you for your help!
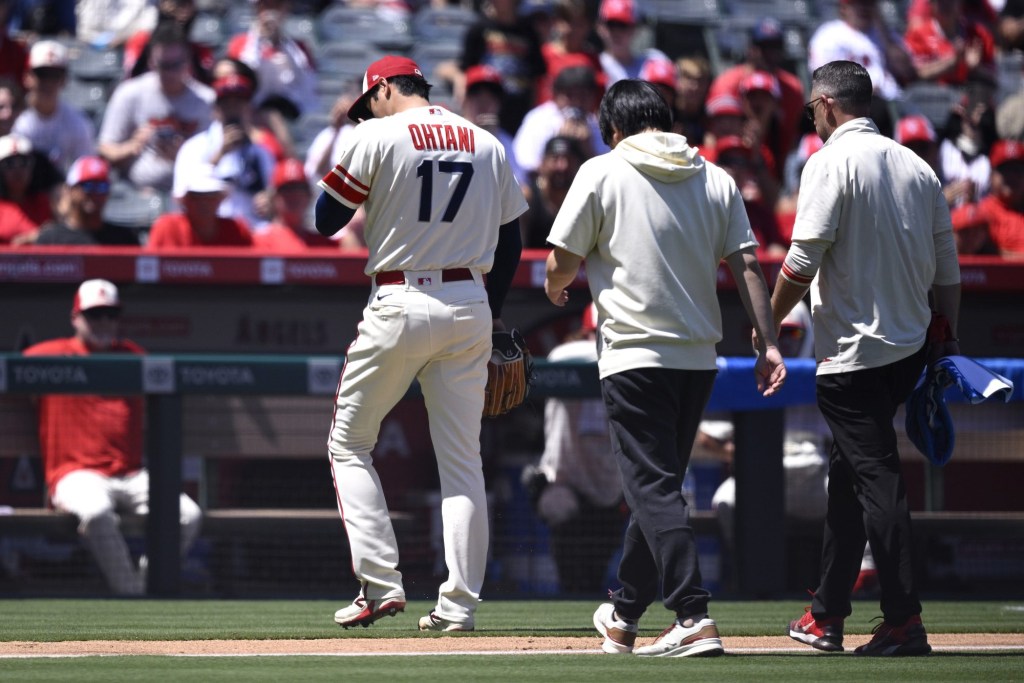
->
[0,0,1021,257]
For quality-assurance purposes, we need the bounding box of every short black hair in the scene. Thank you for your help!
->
[811,60,872,116]
[149,21,190,50]
[598,79,673,146]
[385,74,432,100]
[543,135,586,161]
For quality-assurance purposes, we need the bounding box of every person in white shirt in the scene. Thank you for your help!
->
[13,40,95,173]
[808,0,915,101]
[595,0,669,85]
[772,60,960,657]
[546,79,785,658]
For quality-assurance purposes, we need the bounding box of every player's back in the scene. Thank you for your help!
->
[355,106,524,273]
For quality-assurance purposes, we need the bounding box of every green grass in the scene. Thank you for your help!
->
[1,600,1023,682]
[2,599,1024,641]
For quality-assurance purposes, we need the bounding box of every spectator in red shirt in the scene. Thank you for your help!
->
[22,279,202,595]
[951,140,1024,257]
[905,0,996,86]
[707,18,805,160]
[708,135,787,257]
[147,171,253,249]
[253,158,336,252]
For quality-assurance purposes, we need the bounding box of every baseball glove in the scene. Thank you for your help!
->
[483,328,534,418]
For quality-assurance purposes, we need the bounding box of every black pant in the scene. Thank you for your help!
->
[812,345,927,624]
[601,367,717,622]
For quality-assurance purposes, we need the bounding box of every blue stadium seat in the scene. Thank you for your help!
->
[645,0,723,24]
[102,182,167,233]
[413,6,478,44]
[62,79,108,128]
[317,5,413,52]
[188,13,225,49]
[902,81,962,132]
[410,41,463,84]
[66,44,122,83]
[314,42,387,83]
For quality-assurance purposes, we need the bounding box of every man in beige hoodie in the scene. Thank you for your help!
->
[544,79,786,657]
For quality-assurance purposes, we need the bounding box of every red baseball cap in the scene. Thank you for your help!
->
[640,58,677,91]
[464,64,504,92]
[600,0,637,24]
[989,139,1024,169]
[348,55,426,123]
[714,135,753,159]
[895,115,936,145]
[580,302,598,333]
[797,132,824,161]
[740,70,781,99]
[66,156,109,186]
[705,94,743,117]
[213,74,254,100]
[272,158,308,189]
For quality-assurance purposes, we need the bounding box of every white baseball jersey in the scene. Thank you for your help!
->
[319,105,527,274]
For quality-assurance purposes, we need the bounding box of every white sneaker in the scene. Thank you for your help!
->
[418,611,475,632]
[334,595,406,629]
[593,603,638,654]
[634,616,724,658]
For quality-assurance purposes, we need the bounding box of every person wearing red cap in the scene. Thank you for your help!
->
[710,136,787,257]
[314,54,528,634]
[32,155,139,246]
[894,114,943,182]
[172,67,276,230]
[904,0,996,86]
[707,17,805,158]
[253,158,337,252]
[546,79,785,658]
[458,64,526,187]
[951,140,1024,257]
[596,0,670,87]
[0,132,59,244]
[521,301,626,596]
[771,60,959,657]
[22,279,202,595]
[536,0,603,105]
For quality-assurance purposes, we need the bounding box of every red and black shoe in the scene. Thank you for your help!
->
[855,615,932,656]
[789,606,845,652]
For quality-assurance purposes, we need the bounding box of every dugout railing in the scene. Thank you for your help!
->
[2,354,1022,598]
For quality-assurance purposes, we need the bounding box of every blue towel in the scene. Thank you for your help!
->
[905,356,1015,467]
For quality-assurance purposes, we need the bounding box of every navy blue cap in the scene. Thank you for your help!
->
[751,17,784,44]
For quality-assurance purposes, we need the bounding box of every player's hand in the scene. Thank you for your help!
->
[755,345,786,397]
[544,280,569,306]
[221,123,249,153]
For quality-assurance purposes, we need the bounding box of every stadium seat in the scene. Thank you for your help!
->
[728,0,816,27]
[283,13,318,52]
[317,5,413,51]
[645,0,723,24]
[410,41,463,84]
[102,182,167,233]
[188,13,225,49]
[314,42,387,83]
[66,44,122,83]
[413,5,478,44]
[902,81,961,131]
[62,79,108,128]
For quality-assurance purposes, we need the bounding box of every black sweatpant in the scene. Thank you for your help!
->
[601,367,717,622]
[812,345,927,624]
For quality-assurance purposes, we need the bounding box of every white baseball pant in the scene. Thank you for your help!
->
[328,272,491,625]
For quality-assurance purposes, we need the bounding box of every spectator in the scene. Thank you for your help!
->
[639,57,677,109]
[904,0,996,86]
[894,115,971,208]
[147,170,253,249]
[938,84,997,207]
[0,76,24,137]
[226,0,317,154]
[459,65,526,186]
[702,93,745,150]
[907,0,998,31]
[304,82,360,182]
[75,0,156,49]
[672,56,711,143]
[210,57,284,160]
[0,1,28,85]
[951,139,1024,257]
[97,23,215,194]
[595,0,669,86]
[524,303,625,596]
[776,133,824,243]
[738,70,786,183]
[512,60,608,177]
[998,0,1024,50]
[520,135,585,247]
[808,0,915,102]
[537,0,602,104]
[23,279,202,596]
[253,158,336,251]
[709,136,787,257]
[32,156,139,246]
[0,133,59,241]
[13,40,96,173]
[707,18,805,160]
[122,0,215,85]
[172,72,275,230]
[454,0,547,133]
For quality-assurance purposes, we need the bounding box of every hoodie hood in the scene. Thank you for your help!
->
[615,131,703,183]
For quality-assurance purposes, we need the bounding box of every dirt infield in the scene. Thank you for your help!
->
[3,633,1023,656]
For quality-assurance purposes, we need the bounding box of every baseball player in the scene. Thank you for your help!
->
[314,56,528,632]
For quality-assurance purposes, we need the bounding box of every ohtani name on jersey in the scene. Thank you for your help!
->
[408,124,476,154]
